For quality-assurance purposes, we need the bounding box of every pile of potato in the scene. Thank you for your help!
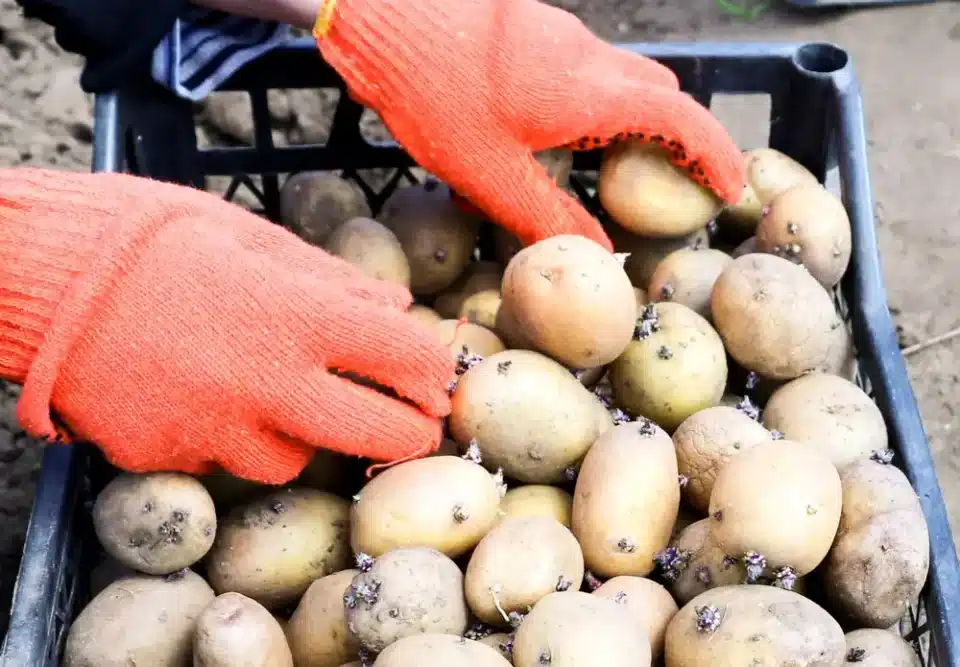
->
[63,143,930,667]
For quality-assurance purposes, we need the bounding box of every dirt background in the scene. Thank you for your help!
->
[0,0,957,636]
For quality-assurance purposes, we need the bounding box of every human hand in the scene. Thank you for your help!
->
[0,168,455,484]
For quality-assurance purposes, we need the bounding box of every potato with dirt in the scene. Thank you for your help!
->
[593,576,678,659]
[711,253,848,380]
[323,216,412,287]
[620,227,711,289]
[433,261,503,319]
[205,488,351,609]
[648,247,733,319]
[608,302,728,431]
[193,592,293,667]
[823,459,930,628]
[279,172,371,246]
[344,547,469,652]
[92,472,217,576]
[434,319,506,362]
[513,591,651,667]
[63,570,214,667]
[660,519,748,605]
[709,438,842,579]
[285,569,360,667]
[499,484,573,527]
[449,349,613,483]
[664,585,846,667]
[465,516,584,625]
[373,633,513,667]
[843,629,921,667]
[378,180,481,295]
[499,234,637,368]
[572,420,680,578]
[350,455,502,558]
[762,372,888,470]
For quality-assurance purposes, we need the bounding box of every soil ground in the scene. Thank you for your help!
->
[0,0,958,636]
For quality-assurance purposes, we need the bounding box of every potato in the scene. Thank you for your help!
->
[499,235,637,368]
[373,634,513,667]
[608,302,728,431]
[593,577,678,658]
[465,516,584,625]
[450,349,613,483]
[89,554,137,598]
[206,488,350,609]
[280,172,371,246]
[762,373,887,470]
[598,141,722,238]
[535,148,574,185]
[672,504,701,537]
[467,627,514,659]
[823,459,930,628]
[843,629,921,667]
[286,569,360,667]
[379,180,480,295]
[572,421,679,578]
[572,363,607,388]
[435,319,506,362]
[345,547,469,652]
[92,472,216,576]
[459,290,502,330]
[708,439,842,577]
[194,592,293,667]
[711,253,847,380]
[408,304,444,325]
[619,227,710,289]
[63,570,214,667]
[513,591,651,667]
[718,181,764,237]
[664,585,845,667]
[350,455,502,558]
[434,261,503,319]
[648,247,733,319]
[673,406,774,513]
[662,519,747,605]
[323,216,411,287]
[499,485,573,527]
[756,183,852,288]
[731,235,757,258]
[744,147,820,205]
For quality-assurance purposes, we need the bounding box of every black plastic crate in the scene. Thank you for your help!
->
[2,39,959,667]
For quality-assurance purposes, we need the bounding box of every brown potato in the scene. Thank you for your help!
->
[433,261,503,319]
[407,304,444,325]
[458,290,502,330]
[662,519,748,605]
[708,439,842,577]
[373,634,513,667]
[844,629,922,667]
[285,570,360,667]
[593,577,678,659]
[598,141,722,238]
[499,485,573,528]
[711,253,847,380]
[194,592,293,667]
[744,147,819,204]
[762,373,887,470]
[323,216,411,287]
[648,247,733,320]
[280,172,371,246]
[572,421,680,578]
[499,235,637,368]
[434,319,506,362]
[619,227,710,289]
[756,183,852,288]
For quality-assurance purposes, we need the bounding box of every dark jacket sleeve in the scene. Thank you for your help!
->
[17,0,189,93]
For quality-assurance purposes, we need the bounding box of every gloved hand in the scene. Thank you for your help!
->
[313,0,747,251]
[0,168,454,484]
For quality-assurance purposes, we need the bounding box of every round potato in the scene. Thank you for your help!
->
[93,472,217,576]
[744,147,819,204]
[844,629,922,667]
[373,633,512,667]
[378,180,480,295]
[459,290,502,330]
[474,632,514,662]
[513,591,651,667]
[499,234,637,368]
[661,519,748,606]
[88,554,137,598]
[465,516,584,625]
[762,373,887,470]
[609,302,728,432]
[450,349,613,483]
[350,455,502,558]
[280,172,371,247]
[194,592,293,667]
[286,569,360,667]
[824,459,930,628]
[709,439,842,577]
[673,405,774,513]
[499,485,573,528]
[63,570,214,667]
[598,141,722,238]
[408,304,444,325]
[572,421,680,578]
[711,253,847,380]
[434,261,503,319]
[620,227,710,289]
[206,488,351,609]
[323,216,411,287]
[594,576,678,658]
[435,320,506,363]
[756,183,852,288]
[731,235,757,258]
[648,247,733,319]
[535,148,574,185]
[664,585,845,667]
[345,547,469,652]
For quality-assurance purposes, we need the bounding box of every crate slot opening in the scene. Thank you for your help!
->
[707,94,772,151]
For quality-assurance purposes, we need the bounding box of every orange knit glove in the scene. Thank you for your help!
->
[0,168,454,484]
[314,0,746,251]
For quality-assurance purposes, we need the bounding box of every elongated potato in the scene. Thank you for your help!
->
[324,216,411,287]
[593,576,678,659]
[744,147,819,204]
[572,421,680,578]
[194,592,293,667]
[373,634,513,667]
[499,485,573,528]
[286,570,360,667]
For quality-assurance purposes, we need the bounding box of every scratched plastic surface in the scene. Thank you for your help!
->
[1,40,957,667]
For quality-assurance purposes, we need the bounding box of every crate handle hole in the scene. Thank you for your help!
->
[794,43,849,75]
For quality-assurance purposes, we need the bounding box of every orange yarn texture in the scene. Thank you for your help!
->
[0,168,454,484]
[315,0,747,251]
